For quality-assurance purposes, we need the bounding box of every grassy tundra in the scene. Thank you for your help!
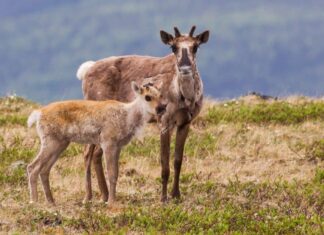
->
[0,95,323,234]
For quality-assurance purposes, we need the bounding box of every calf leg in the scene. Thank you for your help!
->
[160,130,171,202]
[83,144,95,203]
[83,144,108,203]
[171,123,190,199]
[102,143,121,205]
[27,156,42,203]
[27,138,68,204]
[93,145,109,202]
[39,141,69,204]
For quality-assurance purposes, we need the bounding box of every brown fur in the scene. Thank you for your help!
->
[83,55,175,102]
[79,26,210,202]
[27,83,162,205]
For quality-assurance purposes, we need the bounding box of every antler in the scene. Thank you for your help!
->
[189,25,196,37]
[174,27,181,37]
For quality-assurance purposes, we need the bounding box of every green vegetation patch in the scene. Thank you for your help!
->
[0,96,38,126]
[121,131,219,161]
[314,168,324,184]
[206,101,324,125]
[0,136,37,186]
[0,114,28,126]
[122,137,160,159]
[14,175,324,234]
[0,95,37,113]
[0,140,86,185]
[306,139,324,161]
[61,143,84,158]
[185,131,218,158]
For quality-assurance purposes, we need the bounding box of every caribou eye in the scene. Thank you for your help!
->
[171,45,178,53]
[145,95,152,102]
[192,44,199,53]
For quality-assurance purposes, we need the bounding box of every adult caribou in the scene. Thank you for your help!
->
[77,26,210,202]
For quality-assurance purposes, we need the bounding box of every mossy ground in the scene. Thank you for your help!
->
[0,95,323,234]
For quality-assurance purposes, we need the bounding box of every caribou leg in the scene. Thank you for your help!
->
[171,122,190,199]
[160,130,171,202]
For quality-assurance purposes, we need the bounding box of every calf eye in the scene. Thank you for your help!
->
[145,95,152,102]
[171,45,178,53]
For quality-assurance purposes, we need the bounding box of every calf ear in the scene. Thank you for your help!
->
[196,30,210,45]
[155,80,164,90]
[160,30,174,45]
[131,81,142,94]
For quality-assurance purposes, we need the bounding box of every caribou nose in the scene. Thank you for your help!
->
[156,104,166,115]
[179,66,192,75]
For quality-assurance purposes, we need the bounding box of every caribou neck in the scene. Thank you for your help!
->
[173,63,202,108]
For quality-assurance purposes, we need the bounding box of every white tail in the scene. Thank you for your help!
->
[76,61,95,80]
[27,110,41,128]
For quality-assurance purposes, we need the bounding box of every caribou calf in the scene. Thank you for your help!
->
[27,82,163,205]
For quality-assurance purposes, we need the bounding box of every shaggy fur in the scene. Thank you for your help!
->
[27,83,162,205]
[79,26,210,202]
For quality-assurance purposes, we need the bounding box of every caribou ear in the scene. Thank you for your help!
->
[160,30,174,45]
[196,30,210,45]
[131,81,143,94]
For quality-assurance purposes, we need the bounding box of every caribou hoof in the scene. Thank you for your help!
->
[82,198,92,204]
[99,198,108,204]
[171,190,181,199]
[48,201,56,207]
[161,195,168,203]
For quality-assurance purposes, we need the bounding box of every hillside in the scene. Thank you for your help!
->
[1,0,324,102]
[0,95,323,233]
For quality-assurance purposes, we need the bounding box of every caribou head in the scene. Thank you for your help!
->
[160,26,209,76]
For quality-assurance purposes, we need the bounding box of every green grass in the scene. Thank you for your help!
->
[14,174,324,234]
[0,136,37,186]
[185,131,218,158]
[122,137,160,158]
[0,95,36,112]
[0,95,37,126]
[0,137,85,185]
[205,101,324,125]
[0,114,28,126]
[314,168,324,184]
[80,177,324,234]
[61,143,84,158]
[1,96,323,234]
[306,139,324,161]
[122,131,219,162]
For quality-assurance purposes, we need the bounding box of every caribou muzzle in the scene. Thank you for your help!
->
[178,48,193,76]
[179,66,192,75]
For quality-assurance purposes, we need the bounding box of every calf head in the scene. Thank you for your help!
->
[131,81,165,116]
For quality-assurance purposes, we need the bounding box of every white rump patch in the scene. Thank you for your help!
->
[27,110,41,128]
[76,61,95,80]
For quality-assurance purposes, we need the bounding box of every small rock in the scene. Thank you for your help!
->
[9,160,26,171]
[125,168,137,176]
